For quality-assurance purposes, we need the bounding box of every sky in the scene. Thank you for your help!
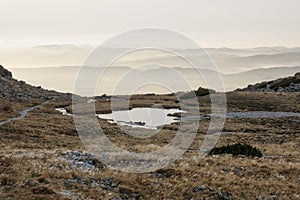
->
[1,0,300,48]
[1,0,299,94]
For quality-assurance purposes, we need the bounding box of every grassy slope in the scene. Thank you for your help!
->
[0,92,299,199]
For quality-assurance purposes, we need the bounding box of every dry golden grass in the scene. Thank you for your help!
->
[1,150,299,199]
[0,92,299,199]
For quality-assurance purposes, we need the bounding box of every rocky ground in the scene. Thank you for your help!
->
[0,65,71,102]
[237,72,300,92]
[0,66,299,199]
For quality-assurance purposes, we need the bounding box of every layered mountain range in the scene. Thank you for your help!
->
[9,66,300,95]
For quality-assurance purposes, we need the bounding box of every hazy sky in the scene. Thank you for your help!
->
[1,0,300,48]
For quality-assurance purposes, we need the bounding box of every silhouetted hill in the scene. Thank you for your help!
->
[0,65,68,102]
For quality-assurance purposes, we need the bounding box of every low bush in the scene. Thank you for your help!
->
[1,105,12,112]
[208,143,262,157]
[180,87,216,99]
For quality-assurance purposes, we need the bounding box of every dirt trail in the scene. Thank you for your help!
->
[0,100,53,126]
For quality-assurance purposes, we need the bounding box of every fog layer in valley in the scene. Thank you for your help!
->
[4,46,300,95]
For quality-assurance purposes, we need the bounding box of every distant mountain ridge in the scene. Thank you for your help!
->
[1,64,299,97]
[3,46,300,73]
[10,66,300,94]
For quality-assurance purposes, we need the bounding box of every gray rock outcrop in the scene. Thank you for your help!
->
[236,72,300,92]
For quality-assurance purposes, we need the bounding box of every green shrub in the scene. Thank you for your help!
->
[180,87,216,99]
[208,143,262,157]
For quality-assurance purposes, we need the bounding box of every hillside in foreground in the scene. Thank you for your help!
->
[0,65,70,102]
[0,65,299,199]
[237,72,300,92]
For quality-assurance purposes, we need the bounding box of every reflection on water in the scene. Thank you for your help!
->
[97,107,184,129]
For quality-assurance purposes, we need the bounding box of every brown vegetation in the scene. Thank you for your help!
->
[0,92,299,199]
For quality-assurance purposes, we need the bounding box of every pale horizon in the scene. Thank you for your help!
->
[1,0,300,48]
[1,0,299,92]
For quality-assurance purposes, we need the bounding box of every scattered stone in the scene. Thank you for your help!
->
[25,180,37,187]
[192,185,231,199]
[110,195,122,200]
[63,179,73,189]
[154,168,182,178]
[218,191,231,200]
[59,151,105,171]
[100,177,118,190]
[31,186,56,195]
[193,185,214,192]
[62,175,118,192]
[118,186,142,200]
[60,190,84,200]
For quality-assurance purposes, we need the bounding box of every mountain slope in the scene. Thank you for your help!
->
[0,65,67,102]
[223,66,300,90]
[236,72,300,92]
